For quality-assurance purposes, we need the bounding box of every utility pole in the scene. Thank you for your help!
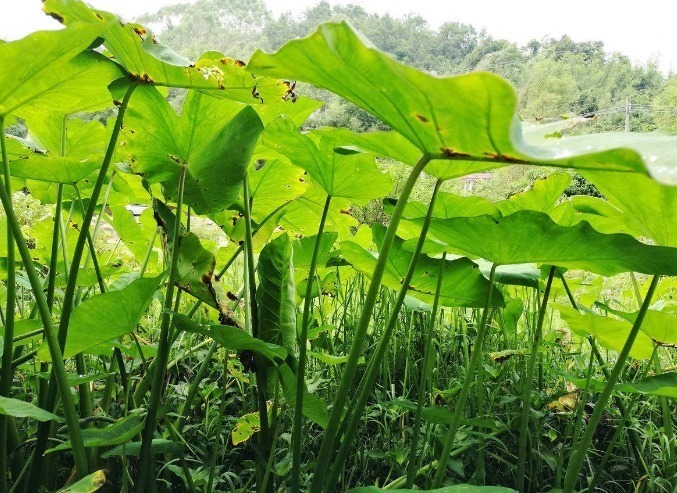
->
[625,97,631,132]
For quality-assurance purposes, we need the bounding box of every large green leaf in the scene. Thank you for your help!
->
[409,210,677,277]
[0,23,109,117]
[550,196,637,238]
[308,127,421,166]
[256,234,296,354]
[122,87,262,214]
[595,302,677,347]
[39,275,163,361]
[248,22,668,181]
[554,305,653,360]
[55,470,106,493]
[262,116,391,204]
[8,119,107,183]
[173,314,286,364]
[0,396,62,422]
[108,206,157,267]
[385,192,501,221]
[153,200,231,314]
[341,225,503,308]
[581,171,677,246]
[278,187,357,239]
[277,363,328,428]
[564,372,677,399]
[247,158,307,223]
[496,172,572,215]
[43,0,286,102]
[47,412,144,453]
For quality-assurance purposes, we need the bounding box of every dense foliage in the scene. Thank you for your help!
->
[0,2,676,493]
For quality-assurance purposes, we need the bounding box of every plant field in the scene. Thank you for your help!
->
[0,2,676,492]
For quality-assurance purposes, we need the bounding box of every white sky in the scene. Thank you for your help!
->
[1,0,674,74]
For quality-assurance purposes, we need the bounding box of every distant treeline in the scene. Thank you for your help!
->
[140,0,677,132]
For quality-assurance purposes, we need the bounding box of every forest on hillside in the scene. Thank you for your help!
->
[138,0,677,133]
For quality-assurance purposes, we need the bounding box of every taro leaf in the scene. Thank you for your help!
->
[101,439,182,459]
[43,0,286,102]
[278,187,357,239]
[521,117,592,144]
[277,363,328,428]
[247,158,307,223]
[108,206,157,266]
[542,131,677,185]
[385,192,501,221]
[595,302,677,347]
[409,210,677,277]
[293,232,337,270]
[0,396,62,422]
[496,172,572,215]
[153,200,230,314]
[254,96,323,126]
[8,118,106,183]
[262,116,391,204]
[39,275,163,361]
[232,411,260,445]
[0,23,109,118]
[341,225,503,308]
[501,298,525,333]
[564,372,677,399]
[55,470,106,493]
[173,314,286,364]
[248,22,666,182]
[308,127,421,166]
[475,260,541,288]
[1,319,42,347]
[554,304,653,360]
[47,412,144,453]
[550,196,636,237]
[347,485,516,492]
[123,87,263,215]
[581,171,677,247]
[17,49,122,123]
[256,234,296,354]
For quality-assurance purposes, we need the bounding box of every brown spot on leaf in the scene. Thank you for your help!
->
[46,12,65,23]
[441,148,471,158]
[415,113,428,123]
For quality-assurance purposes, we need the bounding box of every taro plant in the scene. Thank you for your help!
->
[0,2,675,493]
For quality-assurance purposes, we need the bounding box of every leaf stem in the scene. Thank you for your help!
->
[432,264,497,488]
[562,275,659,493]
[406,251,447,487]
[291,194,332,493]
[136,162,188,492]
[309,154,430,491]
[516,266,556,490]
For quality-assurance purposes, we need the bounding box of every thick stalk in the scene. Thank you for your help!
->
[0,142,89,482]
[241,173,271,493]
[0,116,16,493]
[310,154,430,491]
[562,275,659,493]
[406,252,447,487]
[324,178,443,491]
[136,163,188,492]
[558,271,646,468]
[432,265,497,488]
[291,194,332,492]
[27,84,137,488]
[516,266,555,491]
